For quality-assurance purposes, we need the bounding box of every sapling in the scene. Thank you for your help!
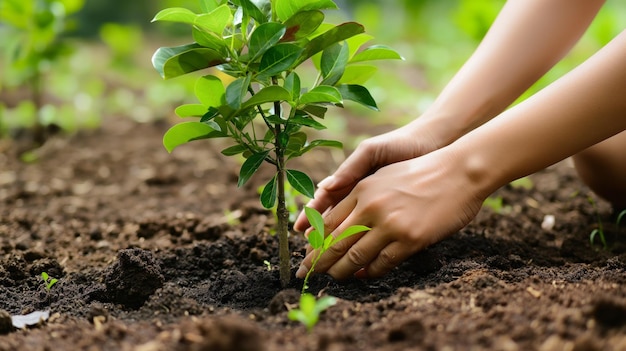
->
[152,0,401,287]
[287,206,369,331]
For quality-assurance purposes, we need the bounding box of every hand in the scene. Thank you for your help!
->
[295,149,486,280]
[294,119,445,232]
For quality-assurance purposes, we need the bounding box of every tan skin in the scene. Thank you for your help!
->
[293,0,626,280]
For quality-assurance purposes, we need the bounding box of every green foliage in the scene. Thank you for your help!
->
[301,207,369,293]
[288,293,336,332]
[152,0,399,287]
[0,0,86,140]
[41,272,58,292]
[0,0,84,85]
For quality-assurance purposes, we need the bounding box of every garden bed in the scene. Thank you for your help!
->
[1,117,625,350]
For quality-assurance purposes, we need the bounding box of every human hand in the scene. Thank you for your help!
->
[293,119,444,232]
[295,149,486,280]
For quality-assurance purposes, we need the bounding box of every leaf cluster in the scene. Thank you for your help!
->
[287,293,336,332]
[153,0,402,207]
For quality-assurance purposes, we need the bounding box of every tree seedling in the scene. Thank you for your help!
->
[41,272,58,292]
[287,207,368,331]
[152,0,401,287]
[288,292,336,332]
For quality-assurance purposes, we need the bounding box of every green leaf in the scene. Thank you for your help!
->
[304,207,325,239]
[175,104,207,117]
[249,22,286,61]
[238,150,270,187]
[328,225,369,249]
[285,131,307,155]
[286,169,315,198]
[260,175,277,208]
[163,122,216,153]
[282,10,324,41]
[152,44,227,79]
[200,107,220,124]
[284,72,301,100]
[195,5,233,34]
[314,295,337,314]
[221,144,248,156]
[195,75,225,108]
[320,42,349,86]
[225,75,252,109]
[300,86,342,105]
[242,86,292,110]
[152,7,197,24]
[337,84,378,111]
[258,43,304,79]
[345,33,374,59]
[338,65,377,85]
[308,229,324,250]
[240,0,268,24]
[275,0,337,21]
[200,0,221,12]
[297,139,342,157]
[350,45,404,63]
[301,105,327,118]
[297,22,365,65]
[290,114,326,130]
[193,28,229,54]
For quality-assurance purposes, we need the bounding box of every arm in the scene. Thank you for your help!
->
[422,0,606,145]
[457,29,626,200]
[297,29,626,280]
[294,0,605,232]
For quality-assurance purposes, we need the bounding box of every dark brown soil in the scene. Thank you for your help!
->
[1,117,626,351]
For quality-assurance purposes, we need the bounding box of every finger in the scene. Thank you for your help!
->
[361,242,415,278]
[326,227,388,280]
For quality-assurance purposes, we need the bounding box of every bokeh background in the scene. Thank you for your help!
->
[1,0,625,143]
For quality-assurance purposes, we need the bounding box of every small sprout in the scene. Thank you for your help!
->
[616,209,626,232]
[41,272,58,292]
[288,293,337,332]
[302,207,370,294]
[263,260,272,271]
[588,196,607,249]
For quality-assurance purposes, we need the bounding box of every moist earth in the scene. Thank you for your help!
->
[1,118,625,351]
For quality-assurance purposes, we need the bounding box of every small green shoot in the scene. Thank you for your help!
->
[616,209,626,233]
[263,260,272,271]
[588,196,607,249]
[288,293,337,332]
[41,272,58,292]
[302,207,369,293]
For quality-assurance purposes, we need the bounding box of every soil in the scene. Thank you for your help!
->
[1,117,626,351]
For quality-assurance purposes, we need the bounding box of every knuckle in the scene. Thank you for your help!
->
[377,249,399,269]
[346,247,369,267]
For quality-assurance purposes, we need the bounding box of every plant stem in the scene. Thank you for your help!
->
[273,77,291,288]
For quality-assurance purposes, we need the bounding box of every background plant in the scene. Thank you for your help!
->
[0,0,85,144]
[152,0,401,287]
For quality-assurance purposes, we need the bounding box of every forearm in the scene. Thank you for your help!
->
[418,0,605,147]
[454,30,626,198]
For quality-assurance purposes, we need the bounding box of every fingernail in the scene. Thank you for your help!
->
[354,268,368,279]
[317,176,335,188]
[296,265,308,278]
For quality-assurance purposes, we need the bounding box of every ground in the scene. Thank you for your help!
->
[1,117,625,351]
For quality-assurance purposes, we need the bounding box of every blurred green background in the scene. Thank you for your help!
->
[1,0,625,141]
